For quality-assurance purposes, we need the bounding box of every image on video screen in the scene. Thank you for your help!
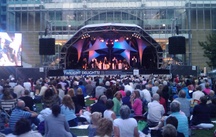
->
[0,32,22,66]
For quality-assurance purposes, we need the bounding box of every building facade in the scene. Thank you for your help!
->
[4,0,216,71]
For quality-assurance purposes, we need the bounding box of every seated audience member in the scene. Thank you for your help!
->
[174,90,191,118]
[44,105,74,137]
[166,116,185,137]
[191,96,214,129]
[103,99,116,122]
[112,91,122,116]
[76,88,85,111]
[91,95,107,116]
[9,100,39,132]
[19,90,34,111]
[42,88,60,108]
[169,101,189,137]
[113,105,139,137]
[162,124,177,137]
[95,82,107,99]
[147,93,165,127]
[2,88,14,100]
[208,97,216,118]
[96,118,113,137]
[192,85,204,103]
[61,95,78,127]
[130,90,143,116]
[56,83,65,101]
[67,88,79,114]
[88,112,102,137]
[122,91,132,109]
[13,118,42,137]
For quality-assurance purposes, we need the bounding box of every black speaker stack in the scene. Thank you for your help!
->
[39,38,55,55]
[168,36,186,54]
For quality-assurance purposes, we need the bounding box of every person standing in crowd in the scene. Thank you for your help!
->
[76,88,85,112]
[113,105,139,137]
[44,105,74,137]
[13,80,25,98]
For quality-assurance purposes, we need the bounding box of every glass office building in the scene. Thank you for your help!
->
[4,0,216,70]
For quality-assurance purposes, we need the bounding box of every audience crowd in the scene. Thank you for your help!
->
[0,74,215,137]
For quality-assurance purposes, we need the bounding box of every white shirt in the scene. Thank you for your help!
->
[192,90,205,101]
[13,84,25,98]
[104,110,114,122]
[23,82,31,91]
[124,84,134,93]
[147,100,165,123]
[142,89,152,103]
[113,118,137,137]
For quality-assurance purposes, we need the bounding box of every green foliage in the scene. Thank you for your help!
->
[199,33,216,68]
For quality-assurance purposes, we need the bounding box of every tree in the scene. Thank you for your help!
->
[199,33,216,68]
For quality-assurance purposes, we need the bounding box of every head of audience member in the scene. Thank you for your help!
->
[170,101,180,113]
[152,93,160,102]
[23,90,30,96]
[52,104,61,117]
[125,90,131,97]
[178,90,186,98]
[67,88,75,97]
[43,88,54,99]
[62,95,75,110]
[200,96,208,104]
[195,85,202,91]
[205,83,210,89]
[98,94,107,104]
[17,100,25,109]
[133,90,140,99]
[97,118,113,137]
[154,81,159,86]
[162,124,177,137]
[56,84,62,89]
[166,116,178,129]
[211,97,216,105]
[2,88,13,100]
[106,99,114,110]
[91,112,102,126]
[76,88,83,95]
[120,105,131,120]
[114,91,122,100]
[14,118,31,135]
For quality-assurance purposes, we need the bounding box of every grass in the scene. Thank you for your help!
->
[191,125,215,137]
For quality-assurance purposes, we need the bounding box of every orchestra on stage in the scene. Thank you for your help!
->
[82,56,138,70]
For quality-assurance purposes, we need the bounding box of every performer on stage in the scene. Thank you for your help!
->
[118,60,123,70]
[82,58,87,70]
[98,60,102,70]
[123,59,130,70]
[103,57,109,70]
[131,56,137,68]
[90,58,96,69]
[111,57,118,69]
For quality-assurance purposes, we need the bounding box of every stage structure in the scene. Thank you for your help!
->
[60,23,163,70]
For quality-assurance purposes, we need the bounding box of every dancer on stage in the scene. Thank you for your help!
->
[111,57,118,69]
[103,57,109,70]
[118,60,122,70]
[82,58,88,70]
[131,56,137,68]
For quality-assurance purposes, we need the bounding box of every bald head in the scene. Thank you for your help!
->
[17,100,25,109]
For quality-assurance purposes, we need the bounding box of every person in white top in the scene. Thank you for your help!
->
[192,85,205,102]
[113,105,139,137]
[147,93,165,126]
[13,81,25,98]
[103,99,116,122]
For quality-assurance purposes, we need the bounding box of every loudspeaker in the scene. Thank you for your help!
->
[39,38,55,55]
[168,36,186,54]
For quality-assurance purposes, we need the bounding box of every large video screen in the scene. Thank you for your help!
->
[0,32,22,66]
